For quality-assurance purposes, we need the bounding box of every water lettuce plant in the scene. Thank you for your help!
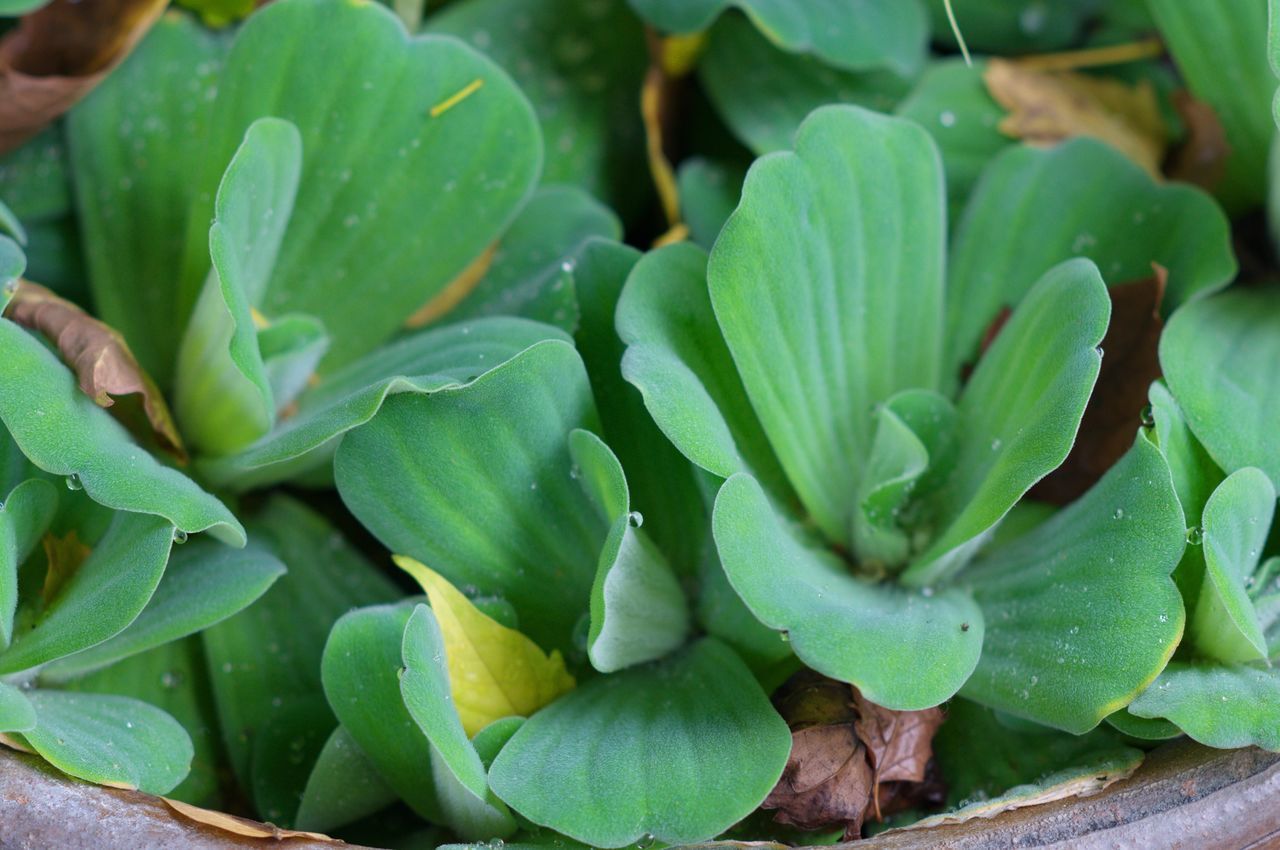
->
[0,0,1277,845]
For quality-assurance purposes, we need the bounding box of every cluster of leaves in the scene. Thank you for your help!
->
[0,0,1278,846]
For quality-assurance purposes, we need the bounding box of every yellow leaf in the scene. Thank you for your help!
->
[394,556,575,737]
[41,531,91,606]
[984,58,1167,178]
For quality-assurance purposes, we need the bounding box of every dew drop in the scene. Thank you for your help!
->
[1139,404,1155,428]
[65,473,83,491]
[1186,526,1203,545]
[1113,508,1125,520]
[173,529,189,544]
[939,110,956,128]
[627,511,644,528]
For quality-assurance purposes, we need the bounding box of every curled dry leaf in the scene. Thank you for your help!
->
[163,798,337,842]
[765,671,947,838]
[763,723,874,839]
[984,58,1167,178]
[4,281,186,458]
[1031,264,1167,505]
[0,0,167,155]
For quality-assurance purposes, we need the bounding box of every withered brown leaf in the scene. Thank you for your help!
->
[852,690,945,819]
[762,723,874,840]
[766,672,948,838]
[163,798,336,841]
[1031,265,1167,505]
[0,0,167,155]
[5,280,185,458]
[1167,91,1231,193]
[984,58,1167,177]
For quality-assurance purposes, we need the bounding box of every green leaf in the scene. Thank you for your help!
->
[947,139,1236,377]
[713,472,983,709]
[429,0,647,214]
[472,716,524,769]
[925,0,1100,53]
[906,259,1108,585]
[617,242,792,506]
[248,697,336,824]
[199,317,570,491]
[56,638,224,807]
[399,604,516,838]
[1160,289,1280,490]
[677,158,746,249]
[0,200,26,246]
[0,0,51,15]
[961,435,1187,733]
[0,320,244,545]
[853,391,956,568]
[201,496,397,811]
[1149,0,1273,210]
[295,725,396,833]
[41,539,285,681]
[628,0,928,75]
[1,478,57,648]
[23,690,193,794]
[699,15,912,155]
[0,681,35,732]
[1105,707,1183,741]
[588,513,689,673]
[321,601,444,823]
[1190,468,1275,663]
[933,698,1141,812]
[572,238,707,575]
[895,59,1009,223]
[1148,379,1224,529]
[175,117,303,455]
[709,104,945,544]
[66,13,231,385]
[1129,661,1280,751]
[336,340,604,656]
[176,0,543,371]
[489,639,791,848]
[0,235,24,312]
[0,512,174,675]
[444,186,621,330]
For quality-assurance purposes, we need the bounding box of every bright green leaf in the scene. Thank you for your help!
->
[489,639,790,848]
[1191,468,1275,663]
[0,512,174,675]
[0,681,35,733]
[947,139,1235,377]
[0,478,57,648]
[175,117,303,455]
[0,319,244,545]
[907,259,1108,585]
[709,104,945,544]
[295,725,396,833]
[1129,661,1280,751]
[713,472,983,710]
[1160,288,1280,490]
[962,435,1187,733]
[41,539,285,681]
[23,690,192,794]
[336,340,604,656]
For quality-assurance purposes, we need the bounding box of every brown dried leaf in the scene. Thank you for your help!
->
[0,0,167,156]
[1031,265,1166,505]
[163,798,337,842]
[762,723,873,840]
[40,530,91,606]
[984,58,1167,178]
[852,692,944,787]
[5,280,186,459]
[1167,90,1230,192]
